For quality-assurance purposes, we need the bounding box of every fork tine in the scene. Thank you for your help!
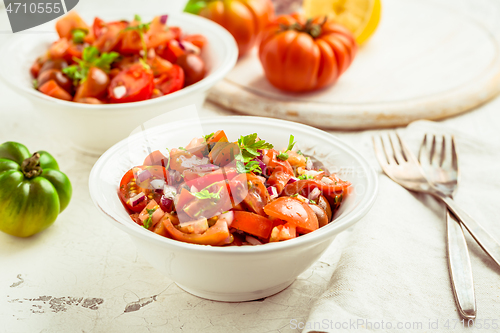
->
[389,132,406,164]
[430,134,437,164]
[451,135,458,171]
[418,133,430,165]
[373,135,395,166]
[372,135,390,169]
[439,135,446,167]
[395,132,419,163]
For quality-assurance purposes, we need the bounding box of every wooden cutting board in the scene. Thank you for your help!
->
[208,0,500,129]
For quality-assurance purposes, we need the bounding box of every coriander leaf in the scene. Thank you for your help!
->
[297,150,304,155]
[246,160,262,174]
[134,14,142,22]
[310,199,317,205]
[236,161,246,173]
[82,46,99,63]
[298,174,314,180]
[72,28,87,44]
[178,147,187,151]
[32,79,38,89]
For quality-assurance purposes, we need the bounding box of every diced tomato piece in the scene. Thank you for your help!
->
[143,150,170,167]
[185,167,238,190]
[38,80,72,101]
[148,56,174,76]
[209,142,240,166]
[93,21,127,52]
[67,40,84,59]
[231,211,274,239]
[108,63,154,103]
[269,222,296,242]
[139,199,165,229]
[74,67,110,100]
[161,39,185,63]
[182,34,208,49]
[120,29,142,54]
[154,64,184,95]
[264,197,319,234]
[55,11,89,39]
[176,188,196,209]
[49,38,70,60]
[205,130,228,144]
[146,16,179,49]
[162,217,231,245]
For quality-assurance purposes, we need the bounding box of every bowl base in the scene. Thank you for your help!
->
[175,280,295,302]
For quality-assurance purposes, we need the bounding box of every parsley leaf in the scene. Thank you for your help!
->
[192,187,223,200]
[236,133,273,163]
[277,135,296,161]
[236,160,262,174]
[71,28,88,44]
[62,46,119,85]
[298,174,314,180]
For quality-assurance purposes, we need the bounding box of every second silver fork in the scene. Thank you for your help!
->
[418,134,476,320]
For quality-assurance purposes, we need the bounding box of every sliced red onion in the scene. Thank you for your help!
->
[192,164,219,172]
[150,179,165,193]
[137,169,153,184]
[219,211,234,226]
[179,40,200,55]
[246,235,262,245]
[309,187,321,202]
[130,192,146,207]
[160,14,168,24]
[160,196,173,212]
[163,185,177,200]
[321,177,334,185]
[288,177,299,184]
[306,157,313,170]
[267,186,278,199]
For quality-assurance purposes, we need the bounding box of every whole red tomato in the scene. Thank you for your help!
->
[185,0,274,57]
[259,13,357,92]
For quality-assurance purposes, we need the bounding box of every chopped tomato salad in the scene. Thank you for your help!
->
[118,131,351,246]
[31,12,207,103]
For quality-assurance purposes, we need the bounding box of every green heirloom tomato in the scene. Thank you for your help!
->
[0,142,72,237]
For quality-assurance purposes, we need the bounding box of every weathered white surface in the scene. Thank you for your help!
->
[209,0,500,129]
[2,1,500,332]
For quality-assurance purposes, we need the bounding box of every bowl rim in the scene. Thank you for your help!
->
[89,116,378,255]
[0,12,238,110]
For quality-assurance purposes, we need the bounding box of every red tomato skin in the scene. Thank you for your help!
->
[182,34,208,49]
[108,64,154,103]
[55,11,89,39]
[231,211,274,239]
[38,80,72,101]
[259,14,357,92]
[74,67,110,100]
[176,53,206,86]
[198,0,274,57]
[154,65,185,95]
[264,197,319,234]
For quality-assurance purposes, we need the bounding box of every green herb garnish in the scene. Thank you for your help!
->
[143,208,156,229]
[298,174,314,180]
[192,187,223,200]
[277,135,296,161]
[124,15,151,62]
[204,132,215,141]
[71,28,88,44]
[236,159,262,174]
[236,133,273,163]
[178,147,187,151]
[32,79,38,89]
[62,46,119,85]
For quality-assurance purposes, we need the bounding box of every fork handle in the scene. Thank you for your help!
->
[439,195,500,269]
[446,209,476,319]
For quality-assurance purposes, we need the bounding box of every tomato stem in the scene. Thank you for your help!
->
[281,16,328,39]
[21,153,43,179]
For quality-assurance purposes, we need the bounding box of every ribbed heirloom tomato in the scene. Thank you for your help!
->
[184,0,274,57]
[259,13,357,92]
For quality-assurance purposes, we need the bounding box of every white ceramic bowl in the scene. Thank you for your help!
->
[0,11,237,155]
[89,116,378,301]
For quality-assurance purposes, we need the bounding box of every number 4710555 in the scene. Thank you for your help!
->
[6,2,62,14]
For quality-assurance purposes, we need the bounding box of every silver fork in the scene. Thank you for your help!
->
[372,133,500,270]
[418,134,475,319]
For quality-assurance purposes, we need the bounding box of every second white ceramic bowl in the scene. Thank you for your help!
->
[89,116,378,302]
[0,11,237,155]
